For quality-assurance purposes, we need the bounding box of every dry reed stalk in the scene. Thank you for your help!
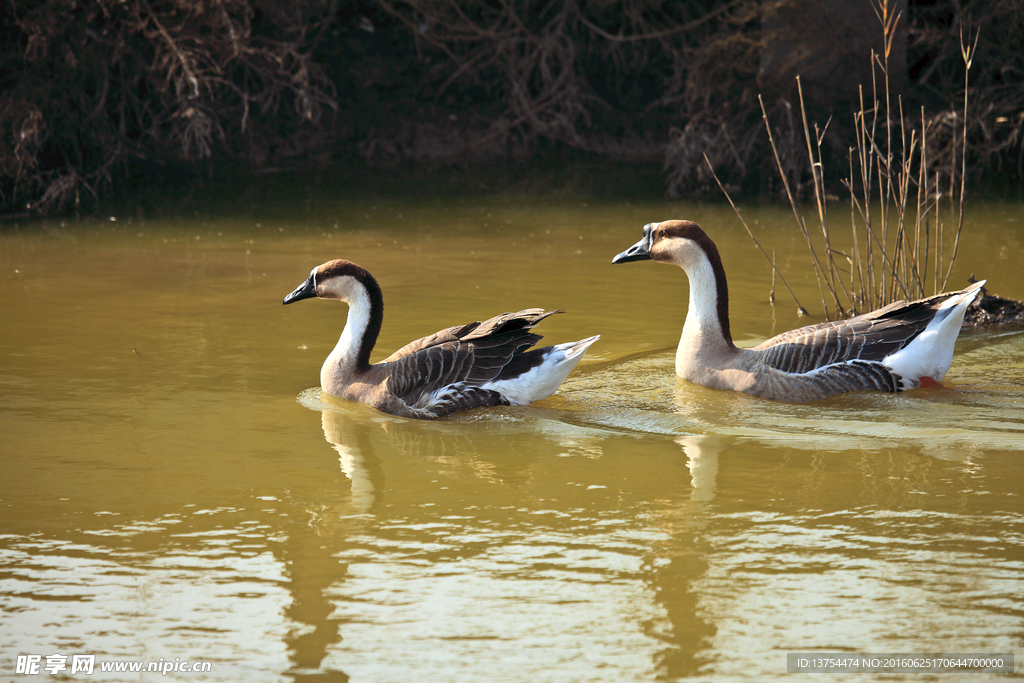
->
[704,152,809,316]
[757,92,832,318]
[940,25,979,292]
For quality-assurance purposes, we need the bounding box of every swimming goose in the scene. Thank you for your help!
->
[283,260,599,419]
[612,220,984,402]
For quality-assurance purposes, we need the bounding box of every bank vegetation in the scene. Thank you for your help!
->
[1,0,1022,215]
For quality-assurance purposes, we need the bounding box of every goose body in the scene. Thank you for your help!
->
[283,260,599,418]
[612,220,984,402]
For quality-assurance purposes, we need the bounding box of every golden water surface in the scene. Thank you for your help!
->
[2,189,1023,682]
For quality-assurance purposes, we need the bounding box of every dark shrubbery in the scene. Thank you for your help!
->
[1,0,1021,215]
[0,0,338,214]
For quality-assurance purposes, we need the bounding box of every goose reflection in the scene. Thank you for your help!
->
[317,401,386,515]
[306,388,615,514]
[298,390,724,681]
[677,434,720,503]
[670,372,1023,460]
[312,394,502,514]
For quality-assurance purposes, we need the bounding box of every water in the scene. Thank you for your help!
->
[2,190,1022,682]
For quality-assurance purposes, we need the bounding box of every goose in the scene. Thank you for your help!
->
[612,220,984,402]
[283,259,599,418]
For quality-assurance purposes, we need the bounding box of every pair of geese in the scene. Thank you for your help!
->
[284,220,984,419]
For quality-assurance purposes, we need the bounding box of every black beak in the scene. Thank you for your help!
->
[283,274,317,305]
[612,225,653,263]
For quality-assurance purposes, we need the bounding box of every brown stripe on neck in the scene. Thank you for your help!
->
[320,260,385,371]
[661,221,736,349]
[695,231,735,349]
[356,272,384,370]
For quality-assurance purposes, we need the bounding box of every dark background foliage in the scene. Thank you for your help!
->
[1,0,1021,215]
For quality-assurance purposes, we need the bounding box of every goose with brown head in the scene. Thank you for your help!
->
[284,259,599,418]
[614,221,984,401]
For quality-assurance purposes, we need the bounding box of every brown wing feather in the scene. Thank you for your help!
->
[754,294,958,374]
[381,308,556,361]
[380,309,561,403]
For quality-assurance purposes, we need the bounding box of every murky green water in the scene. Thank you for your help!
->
[2,191,1023,682]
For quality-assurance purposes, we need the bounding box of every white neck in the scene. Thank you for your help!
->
[322,283,373,385]
[677,250,731,374]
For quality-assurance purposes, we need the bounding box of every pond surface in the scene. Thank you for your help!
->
[2,188,1023,682]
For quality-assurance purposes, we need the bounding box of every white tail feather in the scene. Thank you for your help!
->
[482,335,600,405]
[884,281,983,383]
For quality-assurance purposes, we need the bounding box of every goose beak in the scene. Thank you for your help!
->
[283,274,317,305]
[612,228,652,263]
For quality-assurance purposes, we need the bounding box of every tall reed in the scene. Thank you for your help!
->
[710,0,978,320]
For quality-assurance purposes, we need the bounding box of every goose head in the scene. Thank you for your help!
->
[283,259,385,373]
[283,259,377,305]
[613,220,735,350]
[611,220,721,270]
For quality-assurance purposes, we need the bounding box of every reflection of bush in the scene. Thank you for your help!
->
[1,0,1021,215]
